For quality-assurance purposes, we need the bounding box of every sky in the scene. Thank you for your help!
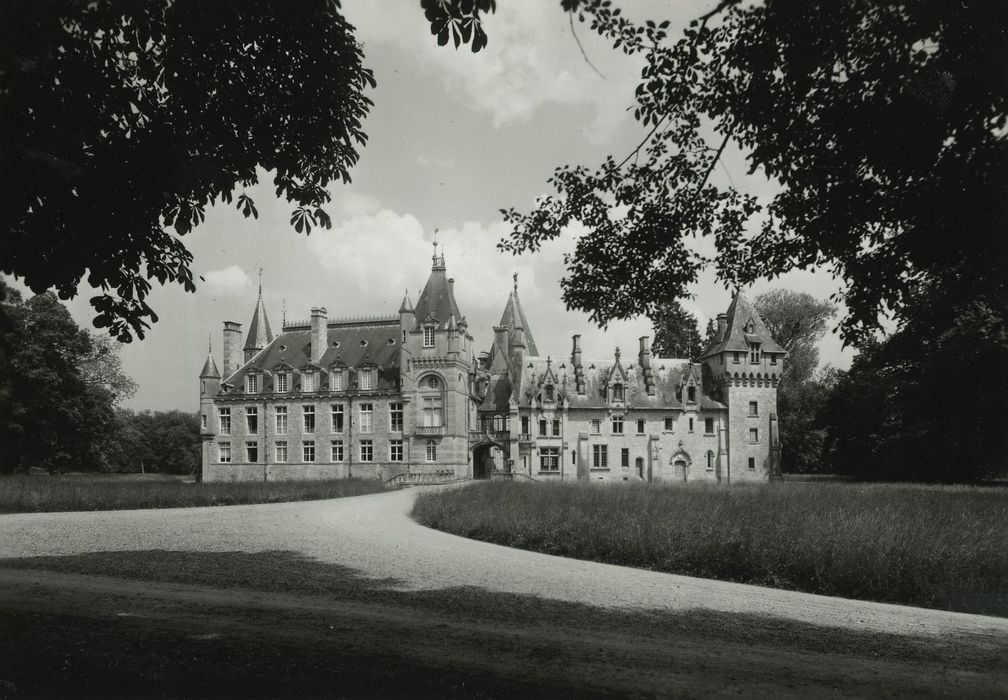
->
[6,0,854,411]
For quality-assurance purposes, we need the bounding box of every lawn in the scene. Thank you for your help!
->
[0,473,388,513]
[413,481,1008,616]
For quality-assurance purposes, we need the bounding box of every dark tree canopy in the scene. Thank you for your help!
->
[649,300,702,362]
[1,0,375,340]
[501,1,1008,344]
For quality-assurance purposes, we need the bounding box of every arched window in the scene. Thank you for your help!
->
[421,375,443,428]
[706,450,714,471]
[425,440,437,462]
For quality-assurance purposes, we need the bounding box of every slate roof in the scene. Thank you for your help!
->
[701,292,785,357]
[498,290,539,356]
[412,255,463,331]
[221,319,401,394]
[244,292,274,351]
[199,351,220,378]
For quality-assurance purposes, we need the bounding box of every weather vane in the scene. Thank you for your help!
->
[258,266,263,296]
[432,228,439,256]
[513,271,518,293]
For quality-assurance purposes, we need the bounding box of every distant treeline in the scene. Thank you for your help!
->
[100,409,200,475]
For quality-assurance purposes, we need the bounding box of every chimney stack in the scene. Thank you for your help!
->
[571,334,585,395]
[310,307,327,364]
[716,312,728,342]
[222,321,242,377]
[639,336,655,395]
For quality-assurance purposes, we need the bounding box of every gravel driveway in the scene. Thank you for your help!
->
[1,486,1006,639]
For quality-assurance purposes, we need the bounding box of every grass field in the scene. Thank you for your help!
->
[0,474,388,513]
[413,481,1008,616]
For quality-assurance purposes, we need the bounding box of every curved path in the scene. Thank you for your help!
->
[1,486,1005,639]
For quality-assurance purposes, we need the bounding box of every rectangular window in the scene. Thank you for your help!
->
[246,407,258,434]
[687,386,696,402]
[664,417,675,432]
[276,372,288,392]
[422,396,443,427]
[611,416,623,434]
[590,419,601,434]
[201,414,207,430]
[612,384,624,402]
[218,442,231,463]
[423,326,435,347]
[749,428,759,444]
[303,372,314,392]
[303,405,315,434]
[732,352,740,364]
[571,450,576,465]
[331,440,344,463]
[544,385,554,401]
[331,370,344,391]
[390,439,403,462]
[748,457,756,470]
[689,417,694,432]
[360,369,373,390]
[246,441,258,463]
[493,415,504,432]
[275,405,287,434]
[360,440,373,462]
[218,408,231,435]
[390,403,403,432]
[592,444,608,469]
[521,416,529,435]
[303,441,315,463]
[331,403,344,432]
[359,403,373,433]
[748,401,758,417]
[539,447,560,472]
[538,419,547,436]
[275,441,287,462]
[704,417,714,434]
[246,374,258,393]
[750,343,761,363]
[636,419,645,435]
[621,448,629,468]
[770,354,778,365]
[551,419,560,437]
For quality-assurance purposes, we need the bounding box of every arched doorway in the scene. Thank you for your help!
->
[472,444,499,479]
[674,458,688,482]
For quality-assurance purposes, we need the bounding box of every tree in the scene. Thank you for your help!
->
[2,1,376,341]
[500,2,1007,346]
[650,301,702,361]
[99,409,199,474]
[78,334,138,406]
[820,286,1008,482]
[753,289,837,473]
[0,280,116,472]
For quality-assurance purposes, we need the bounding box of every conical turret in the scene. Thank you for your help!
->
[244,278,273,363]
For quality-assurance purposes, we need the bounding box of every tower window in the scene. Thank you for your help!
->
[749,428,759,444]
[733,352,740,364]
[749,343,761,363]
[427,375,440,390]
[704,417,714,434]
[748,401,758,417]
[748,457,756,470]
[636,419,645,434]
[423,326,435,347]
[706,450,715,471]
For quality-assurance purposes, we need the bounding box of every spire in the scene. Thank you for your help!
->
[244,278,274,356]
[498,283,539,356]
[414,242,462,330]
[399,289,414,314]
[200,339,220,378]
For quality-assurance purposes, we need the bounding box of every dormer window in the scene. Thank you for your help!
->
[749,342,761,363]
[687,386,696,402]
[544,384,554,402]
[331,369,344,391]
[276,372,289,393]
[360,369,373,390]
[423,326,435,348]
[245,374,258,393]
[612,383,624,402]
[303,372,314,392]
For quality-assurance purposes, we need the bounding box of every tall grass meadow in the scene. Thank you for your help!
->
[413,481,1008,615]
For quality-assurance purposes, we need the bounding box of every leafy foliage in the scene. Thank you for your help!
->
[1,1,376,340]
[821,288,1008,482]
[99,409,201,474]
[649,300,702,361]
[0,281,116,472]
[753,290,837,473]
[421,0,495,52]
[500,1,1008,344]
[78,333,138,406]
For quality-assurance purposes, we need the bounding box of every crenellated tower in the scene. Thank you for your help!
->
[700,292,786,482]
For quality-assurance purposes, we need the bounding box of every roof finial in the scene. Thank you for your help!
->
[258,266,263,297]
[432,228,439,256]
[513,271,518,294]
[208,334,212,354]
[282,297,286,327]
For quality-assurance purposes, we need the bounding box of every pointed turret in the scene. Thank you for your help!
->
[244,282,274,363]
[412,248,463,330]
[498,273,539,356]
[399,291,414,314]
[200,347,220,379]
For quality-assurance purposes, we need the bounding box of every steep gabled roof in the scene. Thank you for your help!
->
[498,289,539,356]
[244,290,274,351]
[701,292,785,357]
[199,351,220,378]
[412,255,462,331]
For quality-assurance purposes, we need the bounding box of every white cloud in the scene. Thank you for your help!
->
[202,265,251,294]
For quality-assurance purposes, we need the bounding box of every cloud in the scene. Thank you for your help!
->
[202,265,251,294]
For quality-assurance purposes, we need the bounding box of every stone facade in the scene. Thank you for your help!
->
[199,252,784,484]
